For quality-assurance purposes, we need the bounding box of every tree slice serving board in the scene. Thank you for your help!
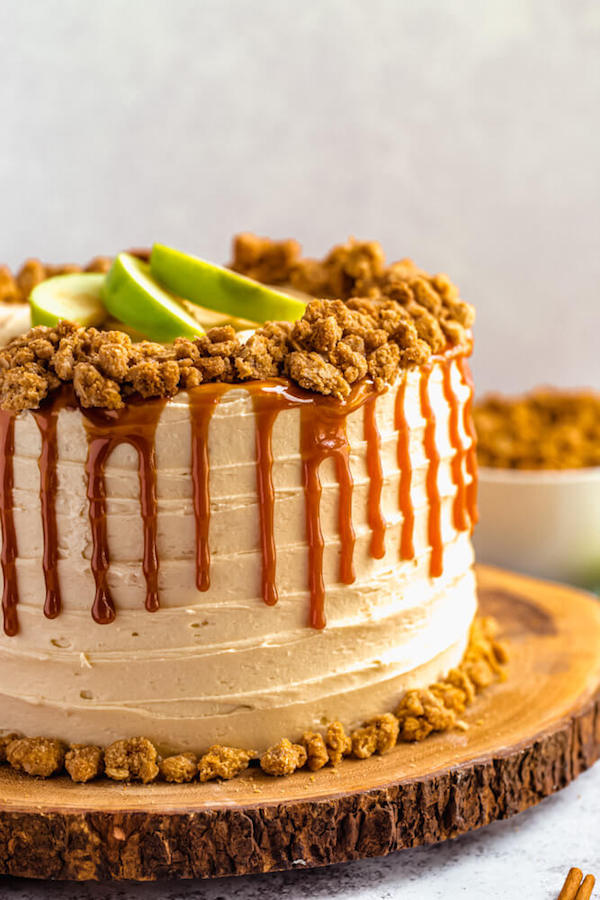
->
[1,565,600,882]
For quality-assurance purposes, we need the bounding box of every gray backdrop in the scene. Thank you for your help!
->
[1,0,599,393]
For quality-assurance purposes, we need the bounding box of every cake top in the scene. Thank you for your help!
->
[0,235,474,411]
[474,389,600,470]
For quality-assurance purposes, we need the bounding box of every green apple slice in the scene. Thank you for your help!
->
[30,273,106,328]
[150,244,307,323]
[103,253,204,342]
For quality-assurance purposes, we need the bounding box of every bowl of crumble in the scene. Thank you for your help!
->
[473,389,600,588]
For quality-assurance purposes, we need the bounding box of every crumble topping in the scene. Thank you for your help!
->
[301,731,329,771]
[197,744,252,782]
[474,389,600,470]
[395,618,507,741]
[325,720,353,767]
[65,744,103,783]
[260,738,308,776]
[103,737,159,784]
[5,737,65,777]
[160,753,198,784]
[0,254,119,304]
[0,235,473,410]
[351,713,400,759]
[0,732,20,763]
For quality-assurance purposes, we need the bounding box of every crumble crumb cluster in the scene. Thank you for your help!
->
[474,389,600,470]
[0,256,112,304]
[0,618,506,784]
[0,235,474,410]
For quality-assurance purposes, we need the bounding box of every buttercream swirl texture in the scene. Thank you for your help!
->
[0,356,477,753]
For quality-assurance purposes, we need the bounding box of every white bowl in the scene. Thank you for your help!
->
[473,466,600,587]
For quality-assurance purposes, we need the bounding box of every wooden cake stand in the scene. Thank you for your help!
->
[1,565,600,882]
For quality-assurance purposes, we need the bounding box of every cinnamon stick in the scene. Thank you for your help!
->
[559,869,584,900]
[576,874,595,900]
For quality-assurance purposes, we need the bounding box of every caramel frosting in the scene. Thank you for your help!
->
[0,349,478,753]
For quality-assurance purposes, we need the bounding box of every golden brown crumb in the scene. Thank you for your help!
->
[0,235,472,410]
[65,744,103,783]
[351,713,399,759]
[197,745,252,782]
[474,389,600,470]
[0,732,20,763]
[104,737,159,783]
[301,731,329,771]
[85,256,112,274]
[6,737,65,777]
[325,720,352,766]
[396,617,508,741]
[350,725,378,759]
[0,267,20,303]
[395,689,458,741]
[260,738,307,776]
[160,752,198,783]
[230,233,301,284]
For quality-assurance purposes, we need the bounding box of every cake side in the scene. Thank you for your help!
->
[0,352,478,753]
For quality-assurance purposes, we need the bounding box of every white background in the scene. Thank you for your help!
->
[1,0,599,394]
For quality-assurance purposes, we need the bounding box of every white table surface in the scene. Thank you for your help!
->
[1,761,599,900]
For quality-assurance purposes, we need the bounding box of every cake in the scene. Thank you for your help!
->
[0,236,501,781]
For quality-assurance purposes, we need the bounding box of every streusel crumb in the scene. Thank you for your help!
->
[351,713,399,759]
[0,732,21,763]
[198,745,252,782]
[0,256,115,304]
[6,737,65,777]
[474,389,600,470]
[0,235,473,410]
[325,720,353,766]
[395,618,507,741]
[160,753,198,783]
[260,738,307,776]
[65,744,103,783]
[104,737,159,783]
[301,731,329,771]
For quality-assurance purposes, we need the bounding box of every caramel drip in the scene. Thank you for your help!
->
[0,410,18,636]
[300,399,357,629]
[394,378,415,560]
[441,359,469,532]
[456,356,479,528]
[82,399,165,624]
[420,367,443,578]
[32,398,65,620]
[250,381,361,627]
[252,392,285,607]
[363,394,386,559]
[188,384,231,593]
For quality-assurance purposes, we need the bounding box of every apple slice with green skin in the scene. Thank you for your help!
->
[30,273,106,328]
[103,253,204,342]
[150,244,307,323]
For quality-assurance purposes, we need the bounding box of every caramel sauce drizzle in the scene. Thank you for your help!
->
[442,359,469,531]
[420,366,443,578]
[0,410,18,636]
[0,344,477,636]
[252,392,282,607]
[82,399,166,624]
[363,394,386,559]
[188,384,231,592]
[300,389,359,629]
[32,392,71,620]
[250,381,360,628]
[394,377,415,560]
[456,356,479,529]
